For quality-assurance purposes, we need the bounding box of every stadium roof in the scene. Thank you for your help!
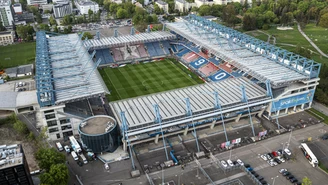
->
[35,32,109,107]
[110,77,270,131]
[166,15,321,87]
[0,91,38,110]
[84,31,176,50]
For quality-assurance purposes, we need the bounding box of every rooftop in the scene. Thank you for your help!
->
[0,144,24,170]
[84,31,175,50]
[0,0,11,6]
[0,31,13,35]
[110,77,270,130]
[166,15,321,87]
[0,91,38,109]
[156,0,168,5]
[79,115,116,135]
[35,31,109,107]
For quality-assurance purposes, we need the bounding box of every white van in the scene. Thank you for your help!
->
[80,154,88,164]
[56,142,63,151]
[71,151,78,161]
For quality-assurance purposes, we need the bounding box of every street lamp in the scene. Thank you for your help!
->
[271,175,279,185]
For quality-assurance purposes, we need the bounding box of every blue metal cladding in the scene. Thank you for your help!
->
[271,89,315,112]
[35,31,55,107]
[186,14,321,79]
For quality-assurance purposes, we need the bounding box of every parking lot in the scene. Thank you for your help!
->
[62,111,328,185]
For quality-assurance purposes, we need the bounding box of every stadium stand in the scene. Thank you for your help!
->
[182,52,199,63]
[199,63,219,76]
[145,42,158,57]
[219,62,234,73]
[170,45,177,53]
[198,51,209,59]
[231,70,244,78]
[153,42,165,56]
[208,57,222,66]
[209,70,231,82]
[112,48,123,61]
[176,49,190,57]
[137,44,149,58]
[161,41,171,55]
[190,57,208,69]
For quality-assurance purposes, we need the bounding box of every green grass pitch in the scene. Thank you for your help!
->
[0,42,36,69]
[99,59,204,101]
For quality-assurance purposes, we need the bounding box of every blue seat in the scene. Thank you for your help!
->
[153,42,165,56]
[145,43,158,57]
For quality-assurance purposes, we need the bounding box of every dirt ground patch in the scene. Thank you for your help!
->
[0,124,39,171]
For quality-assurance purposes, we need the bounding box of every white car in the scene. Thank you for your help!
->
[236,159,244,166]
[279,168,287,173]
[284,148,292,155]
[268,160,274,167]
[278,156,285,163]
[220,160,228,168]
[64,145,70,153]
[260,154,268,161]
[104,163,110,170]
[227,159,234,167]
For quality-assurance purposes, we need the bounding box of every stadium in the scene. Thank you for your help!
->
[35,14,320,153]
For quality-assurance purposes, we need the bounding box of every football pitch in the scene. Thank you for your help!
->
[0,42,36,68]
[99,59,204,101]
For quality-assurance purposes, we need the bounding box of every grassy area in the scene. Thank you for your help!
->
[303,23,328,55]
[99,59,204,101]
[0,42,36,69]
[306,108,328,124]
[319,161,328,173]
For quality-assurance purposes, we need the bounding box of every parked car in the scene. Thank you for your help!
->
[64,145,70,153]
[267,153,274,159]
[257,176,264,181]
[279,168,287,173]
[268,160,275,167]
[294,182,302,185]
[283,153,290,160]
[290,178,298,183]
[221,160,228,168]
[236,159,244,166]
[260,154,268,161]
[77,160,83,167]
[244,164,251,168]
[227,159,234,167]
[284,148,292,155]
[278,156,285,163]
[266,154,272,160]
[282,171,291,176]
[250,171,256,174]
[274,158,282,164]
[286,175,295,180]
[272,151,278,157]
[247,167,253,171]
[104,163,110,170]
[277,149,283,155]
[253,172,259,178]
[322,134,328,140]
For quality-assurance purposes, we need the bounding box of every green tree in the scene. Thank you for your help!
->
[49,16,57,26]
[154,4,161,15]
[27,5,38,14]
[319,13,328,28]
[39,24,50,31]
[243,13,257,30]
[16,25,31,41]
[123,2,135,18]
[35,147,66,171]
[68,25,72,33]
[198,5,211,16]
[62,14,71,25]
[36,12,42,24]
[116,8,128,19]
[40,164,69,185]
[13,120,28,135]
[222,4,237,27]
[53,26,59,33]
[109,3,119,15]
[152,14,158,23]
[82,32,93,40]
[302,176,312,185]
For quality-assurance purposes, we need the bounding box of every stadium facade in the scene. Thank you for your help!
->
[31,14,320,153]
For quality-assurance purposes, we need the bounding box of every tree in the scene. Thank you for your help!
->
[109,3,119,15]
[243,13,257,31]
[152,14,158,23]
[222,4,237,27]
[302,176,312,185]
[53,26,58,33]
[295,44,311,59]
[198,5,211,16]
[67,25,72,33]
[16,25,34,41]
[319,13,328,28]
[82,32,93,40]
[154,4,161,15]
[39,24,50,31]
[116,8,128,19]
[35,12,42,24]
[49,16,56,26]
[35,147,66,171]
[40,164,69,185]
[62,14,71,25]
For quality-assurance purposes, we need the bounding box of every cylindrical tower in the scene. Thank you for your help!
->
[78,115,119,153]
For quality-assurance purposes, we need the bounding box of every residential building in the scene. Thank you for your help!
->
[0,31,14,46]
[74,0,99,15]
[53,2,72,18]
[0,144,34,185]
[12,3,22,14]
[175,0,194,12]
[26,0,47,5]
[156,0,168,14]
[0,0,14,26]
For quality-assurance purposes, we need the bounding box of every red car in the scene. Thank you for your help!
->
[272,151,278,157]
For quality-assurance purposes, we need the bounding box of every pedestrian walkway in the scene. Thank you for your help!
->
[297,23,328,58]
